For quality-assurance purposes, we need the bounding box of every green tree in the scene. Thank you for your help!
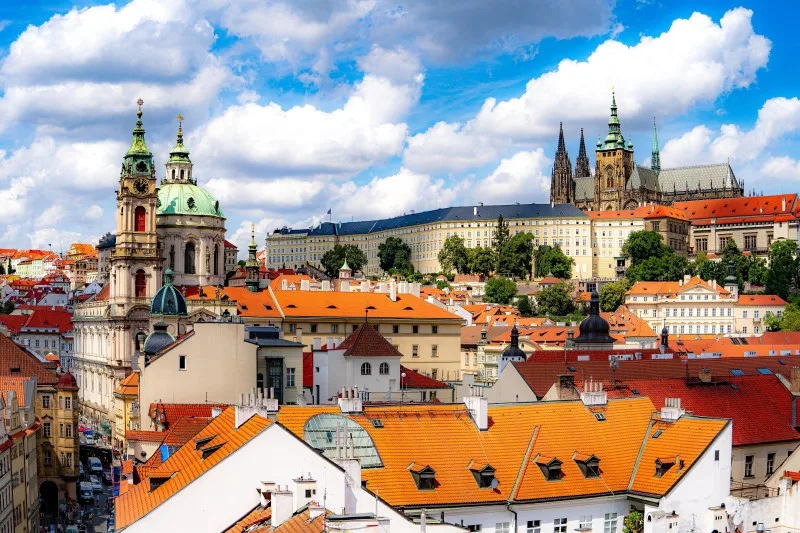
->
[237,259,246,267]
[778,304,800,331]
[625,254,689,283]
[502,232,535,279]
[622,231,666,266]
[492,215,510,274]
[764,311,783,331]
[438,235,470,274]
[766,240,797,299]
[320,244,367,278]
[484,277,517,304]
[746,256,768,286]
[0,264,5,275]
[599,279,630,312]
[533,245,574,279]
[378,237,412,273]
[515,295,533,317]
[1,301,14,315]
[535,282,575,316]
[623,511,643,533]
[469,246,494,277]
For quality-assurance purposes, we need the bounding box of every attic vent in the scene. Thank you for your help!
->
[408,464,436,490]
[326,305,337,309]
[148,474,173,492]
[201,442,225,459]
[9,367,19,374]
[654,457,677,478]
[240,305,248,310]
[194,435,215,450]
[535,456,562,481]
[287,304,297,308]
[594,413,606,422]
[403,306,414,311]
[263,305,272,311]
[366,305,377,310]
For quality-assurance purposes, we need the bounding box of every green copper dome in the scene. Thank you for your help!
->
[157,182,224,218]
[150,269,188,316]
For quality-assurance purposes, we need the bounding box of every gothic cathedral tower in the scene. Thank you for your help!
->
[594,91,634,210]
[550,123,574,204]
[110,99,161,304]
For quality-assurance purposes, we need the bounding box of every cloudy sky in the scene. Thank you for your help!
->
[0,0,797,254]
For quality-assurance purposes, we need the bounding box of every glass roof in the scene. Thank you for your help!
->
[303,414,383,468]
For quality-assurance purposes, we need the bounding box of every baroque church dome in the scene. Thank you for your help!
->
[150,269,187,316]
[157,183,223,218]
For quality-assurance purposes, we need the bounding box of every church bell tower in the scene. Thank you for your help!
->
[110,99,161,303]
[594,90,634,210]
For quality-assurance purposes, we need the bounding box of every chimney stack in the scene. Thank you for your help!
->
[463,395,488,431]
[270,487,294,528]
[698,368,712,383]
[295,327,303,346]
[790,367,800,394]
[389,281,397,302]
[661,398,684,422]
[580,379,607,406]
[338,387,363,413]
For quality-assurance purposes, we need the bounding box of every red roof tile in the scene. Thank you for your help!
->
[0,334,58,385]
[148,403,229,427]
[400,366,451,389]
[336,323,403,358]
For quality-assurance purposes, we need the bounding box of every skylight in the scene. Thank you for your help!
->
[303,414,383,468]
[652,429,663,439]
[757,368,772,375]
[730,369,745,376]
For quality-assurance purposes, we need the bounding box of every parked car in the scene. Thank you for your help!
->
[90,475,102,492]
[79,481,93,503]
[102,470,112,485]
[88,456,103,474]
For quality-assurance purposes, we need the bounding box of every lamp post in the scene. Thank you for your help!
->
[401,372,407,403]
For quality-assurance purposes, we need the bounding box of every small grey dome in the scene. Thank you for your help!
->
[143,322,175,355]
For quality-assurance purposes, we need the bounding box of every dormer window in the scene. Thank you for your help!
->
[535,456,562,481]
[409,464,436,490]
[469,463,497,489]
[655,457,677,478]
[574,453,600,479]
[201,442,225,459]
[194,435,215,450]
[148,473,174,492]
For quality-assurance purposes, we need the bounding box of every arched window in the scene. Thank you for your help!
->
[171,169,175,180]
[180,169,184,180]
[184,243,196,275]
[360,362,371,375]
[134,206,146,232]
[134,269,146,298]
[169,246,175,270]
[213,244,219,276]
[379,362,389,375]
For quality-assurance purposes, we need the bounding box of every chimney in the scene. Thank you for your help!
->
[411,282,420,298]
[474,206,478,216]
[270,487,294,528]
[296,327,303,346]
[398,281,409,294]
[309,502,326,520]
[282,279,288,290]
[389,281,397,302]
[211,407,223,418]
[790,367,800,394]
[698,368,712,383]
[293,475,317,511]
[782,197,787,211]
[683,274,691,283]
[580,379,607,406]
[301,279,310,291]
[338,387,363,413]
[463,395,488,431]
[678,279,683,287]
[661,398,684,422]
[259,481,276,507]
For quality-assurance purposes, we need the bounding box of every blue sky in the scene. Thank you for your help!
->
[0,0,798,254]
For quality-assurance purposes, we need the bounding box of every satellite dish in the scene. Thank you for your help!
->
[490,478,499,490]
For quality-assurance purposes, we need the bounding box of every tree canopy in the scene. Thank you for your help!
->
[766,240,797,299]
[438,235,470,274]
[468,246,494,277]
[378,237,413,274]
[320,244,367,278]
[599,279,630,312]
[515,295,533,317]
[622,231,665,266]
[484,277,517,304]
[533,244,574,279]
[535,282,575,316]
[622,230,689,283]
[492,215,510,274]
[501,232,535,279]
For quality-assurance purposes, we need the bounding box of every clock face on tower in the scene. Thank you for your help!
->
[134,178,149,195]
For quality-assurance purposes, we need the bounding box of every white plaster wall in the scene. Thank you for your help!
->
[483,364,538,404]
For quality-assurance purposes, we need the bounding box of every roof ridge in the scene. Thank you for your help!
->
[509,426,539,502]
[627,414,657,491]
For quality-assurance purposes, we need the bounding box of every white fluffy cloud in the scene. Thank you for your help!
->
[761,156,800,182]
[406,8,771,174]
[192,46,422,180]
[661,97,800,167]
[469,150,551,205]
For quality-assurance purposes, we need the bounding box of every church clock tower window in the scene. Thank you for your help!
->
[135,207,146,232]
[135,270,146,298]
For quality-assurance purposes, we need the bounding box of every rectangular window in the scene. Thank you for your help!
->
[59,424,64,437]
[412,345,419,357]
[43,422,51,438]
[179,355,187,370]
[744,455,754,477]
[393,325,399,334]
[412,325,419,334]
[766,453,775,475]
[554,518,567,533]
[604,514,618,533]
[66,424,72,438]
[65,397,71,409]
[754,310,760,319]
[527,521,541,533]
[42,395,50,408]
[43,451,51,467]
[66,453,73,467]
[432,345,438,358]
[286,368,296,387]
[744,235,757,250]
[432,325,438,334]
[579,516,592,530]
[331,324,338,334]
[495,523,510,533]
[310,324,317,333]
[743,311,748,319]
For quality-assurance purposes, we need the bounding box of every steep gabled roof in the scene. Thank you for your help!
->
[336,323,403,358]
[0,334,58,385]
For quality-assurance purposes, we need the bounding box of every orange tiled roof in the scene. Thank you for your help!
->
[0,377,31,407]
[337,322,404,358]
[115,373,139,396]
[115,407,271,529]
[275,398,724,507]
[674,194,798,223]
[736,294,787,306]
[586,204,688,221]
[224,506,325,533]
[148,402,229,427]
[188,286,281,318]
[626,276,729,296]
[270,274,313,290]
[272,289,459,321]
[125,430,167,443]
[0,335,58,385]
[162,417,213,446]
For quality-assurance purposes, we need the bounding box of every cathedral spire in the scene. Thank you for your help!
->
[557,122,566,152]
[245,224,260,293]
[123,98,154,177]
[168,113,191,165]
[550,122,574,205]
[126,98,151,158]
[651,117,661,175]
[575,128,591,178]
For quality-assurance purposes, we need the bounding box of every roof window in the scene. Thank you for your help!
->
[194,435,216,450]
[757,368,772,375]
[201,442,225,459]
[148,473,174,492]
[652,429,663,439]
[469,463,497,489]
[594,413,606,422]
[535,455,562,481]
[655,456,682,478]
[574,453,600,478]
[403,306,414,311]
[409,464,436,490]
[730,369,744,376]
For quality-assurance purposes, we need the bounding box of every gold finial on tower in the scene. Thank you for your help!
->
[136,98,144,118]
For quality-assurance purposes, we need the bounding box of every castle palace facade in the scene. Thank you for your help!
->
[550,92,744,211]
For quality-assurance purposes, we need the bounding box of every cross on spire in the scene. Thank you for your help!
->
[137,98,144,118]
